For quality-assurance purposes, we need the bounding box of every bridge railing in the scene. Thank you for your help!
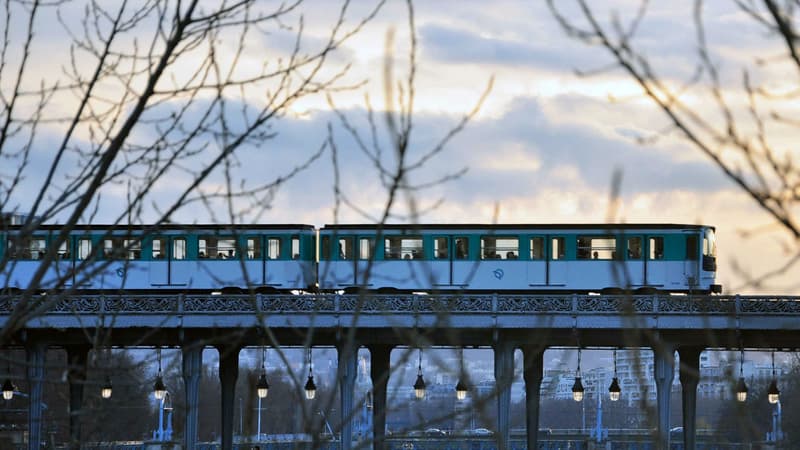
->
[2,293,800,316]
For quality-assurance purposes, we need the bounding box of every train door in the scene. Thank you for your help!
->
[74,235,97,288]
[429,235,470,288]
[56,238,74,287]
[149,236,189,286]
[645,235,666,287]
[354,236,375,287]
[625,235,645,287]
[526,236,546,286]
[683,233,700,288]
[451,236,471,287]
[336,235,357,287]
[548,236,567,286]
[244,236,265,286]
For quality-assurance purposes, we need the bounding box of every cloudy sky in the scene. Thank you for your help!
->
[4,0,798,294]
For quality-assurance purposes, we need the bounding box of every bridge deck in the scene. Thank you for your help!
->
[2,294,799,347]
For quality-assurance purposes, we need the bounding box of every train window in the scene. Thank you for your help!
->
[551,237,565,260]
[267,238,281,259]
[648,237,664,260]
[321,236,331,260]
[199,237,236,259]
[6,237,46,259]
[703,229,716,257]
[57,241,70,259]
[78,238,93,260]
[530,237,544,260]
[384,236,423,260]
[686,235,698,260]
[434,237,448,259]
[338,237,354,260]
[152,238,167,260]
[30,238,45,259]
[576,237,616,260]
[173,238,187,260]
[627,237,642,259]
[481,236,519,259]
[359,238,374,260]
[454,237,468,259]
[247,238,262,259]
[291,236,300,260]
[103,238,140,259]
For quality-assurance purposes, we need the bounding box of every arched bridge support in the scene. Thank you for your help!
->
[679,346,703,450]
[522,344,545,450]
[368,344,392,450]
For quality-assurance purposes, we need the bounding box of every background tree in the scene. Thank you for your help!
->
[548,0,800,292]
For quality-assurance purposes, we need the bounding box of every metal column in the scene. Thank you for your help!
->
[337,342,359,450]
[182,344,203,450]
[522,344,545,450]
[369,344,392,450]
[26,342,46,450]
[66,345,89,450]
[493,341,514,449]
[217,345,240,450]
[679,347,703,450]
[653,343,676,450]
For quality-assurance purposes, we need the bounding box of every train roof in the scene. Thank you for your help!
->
[3,224,316,232]
[321,223,714,231]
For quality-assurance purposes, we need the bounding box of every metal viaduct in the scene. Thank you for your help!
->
[2,292,799,450]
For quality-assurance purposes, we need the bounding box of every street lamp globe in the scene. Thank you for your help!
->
[2,378,14,401]
[153,375,167,400]
[257,373,269,399]
[304,374,317,400]
[768,379,780,404]
[735,377,748,402]
[608,377,621,402]
[101,376,113,399]
[572,376,584,402]
[455,378,468,401]
[413,374,426,400]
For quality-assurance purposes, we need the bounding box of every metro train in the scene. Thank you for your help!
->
[0,223,722,294]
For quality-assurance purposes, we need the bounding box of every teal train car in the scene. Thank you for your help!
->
[318,224,721,294]
[0,224,316,292]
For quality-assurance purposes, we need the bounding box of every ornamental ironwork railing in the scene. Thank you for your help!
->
[1,294,799,316]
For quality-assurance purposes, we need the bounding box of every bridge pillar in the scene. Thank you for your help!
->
[217,345,240,450]
[522,344,545,450]
[66,345,90,450]
[678,347,703,450]
[337,341,359,450]
[182,344,203,450]
[494,340,514,449]
[26,342,46,450]
[368,344,392,450]
[652,343,676,450]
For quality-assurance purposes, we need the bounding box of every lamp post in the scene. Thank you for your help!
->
[154,391,173,442]
[256,347,269,440]
[768,351,780,404]
[305,347,316,400]
[414,348,426,400]
[153,348,166,401]
[736,349,748,403]
[572,348,584,402]
[455,347,468,401]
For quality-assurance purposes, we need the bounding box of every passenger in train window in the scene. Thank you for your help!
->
[506,251,517,259]
[455,239,467,259]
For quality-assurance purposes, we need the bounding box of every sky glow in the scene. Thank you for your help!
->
[5,0,798,294]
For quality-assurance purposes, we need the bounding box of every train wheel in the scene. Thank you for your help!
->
[634,287,659,295]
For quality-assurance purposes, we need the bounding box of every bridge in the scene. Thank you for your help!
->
[2,293,799,450]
